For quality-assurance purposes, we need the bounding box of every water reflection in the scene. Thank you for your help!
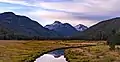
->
[34,49,68,62]
[48,49,64,58]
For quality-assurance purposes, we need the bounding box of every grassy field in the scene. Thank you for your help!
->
[0,40,119,62]
[0,40,93,62]
[65,42,120,62]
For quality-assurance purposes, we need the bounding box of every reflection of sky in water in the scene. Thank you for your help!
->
[34,49,67,62]
[34,54,67,62]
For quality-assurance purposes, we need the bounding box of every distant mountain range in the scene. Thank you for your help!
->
[0,12,120,40]
[0,12,88,39]
[44,21,87,36]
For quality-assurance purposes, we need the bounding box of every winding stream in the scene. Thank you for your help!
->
[34,44,96,62]
[34,49,68,62]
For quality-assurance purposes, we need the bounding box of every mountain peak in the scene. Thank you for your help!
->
[74,24,88,31]
[63,23,73,27]
[0,12,16,18]
[52,21,62,26]
[76,24,85,27]
[1,12,15,15]
[54,21,61,24]
[44,21,78,36]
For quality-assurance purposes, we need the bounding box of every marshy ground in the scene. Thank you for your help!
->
[0,40,119,62]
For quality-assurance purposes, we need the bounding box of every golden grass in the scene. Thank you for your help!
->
[65,42,120,62]
[0,40,91,62]
[0,40,118,62]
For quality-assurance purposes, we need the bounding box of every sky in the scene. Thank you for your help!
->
[0,0,120,27]
[35,54,67,62]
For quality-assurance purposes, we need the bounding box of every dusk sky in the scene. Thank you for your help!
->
[0,0,120,27]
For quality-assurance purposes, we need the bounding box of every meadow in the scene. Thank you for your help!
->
[65,42,120,62]
[0,40,119,62]
[0,40,88,62]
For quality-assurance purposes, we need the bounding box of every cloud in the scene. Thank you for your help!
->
[0,0,26,5]
[1,0,120,14]
[0,0,120,27]
[24,0,74,2]
[39,0,120,14]
[25,10,99,27]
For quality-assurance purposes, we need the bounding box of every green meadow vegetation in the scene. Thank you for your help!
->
[0,40,120,62]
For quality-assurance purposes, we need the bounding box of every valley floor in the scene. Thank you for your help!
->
[65,42,120,62]
[0,40,119,62]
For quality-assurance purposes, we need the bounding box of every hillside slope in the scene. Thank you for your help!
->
[0,12,58,39]
[78,17,120,40]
